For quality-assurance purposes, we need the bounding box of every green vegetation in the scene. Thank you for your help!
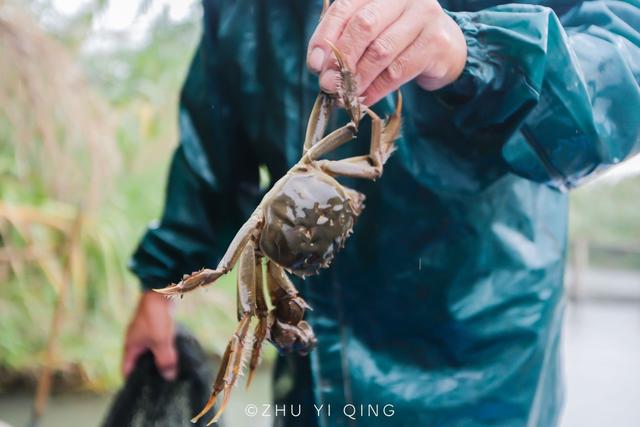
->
[0,1,240,391]
[569,176,640,269]
[570,177,640,246]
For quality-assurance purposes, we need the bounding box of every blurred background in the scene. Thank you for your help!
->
[0,1,638,426]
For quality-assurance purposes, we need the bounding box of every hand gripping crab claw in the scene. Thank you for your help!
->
[154,44,403,425]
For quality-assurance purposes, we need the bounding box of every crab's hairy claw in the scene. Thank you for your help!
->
[267,261,300,301]
[326,40,361,125]
[269,318,318,355]
[265,262,317,354]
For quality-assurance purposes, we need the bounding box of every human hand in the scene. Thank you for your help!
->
[122,290,177,381]
[307,0,467,105]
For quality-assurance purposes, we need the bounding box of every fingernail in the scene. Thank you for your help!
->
[308,47,325,73]
[162,368,177,381]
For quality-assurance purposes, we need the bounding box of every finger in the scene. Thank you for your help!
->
[307,0,369,73]
[152,340,178,381]
[122,344,145,378]
[354,8,425,95]
[331,0,408,73]
[362,30,432,105]
[319,69,341,94]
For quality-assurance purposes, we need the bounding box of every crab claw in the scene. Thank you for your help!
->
[325,39,362,125]
[274,296,312,325]
[153,268,225,295]
[269,319,318,355]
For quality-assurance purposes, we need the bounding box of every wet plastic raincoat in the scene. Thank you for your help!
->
[130,0,640,425]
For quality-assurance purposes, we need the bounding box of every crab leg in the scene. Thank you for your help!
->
[190,336,232,423]
[302,122,357,163]
[379,92,403,162]
[266,261,308,312]
[303,93,334,154]
[192,242,257,425]
[266,262,317,355]
[316,92,403,180]
[190,315,251,425]
[246,257,269,388]
[155,213,262,295]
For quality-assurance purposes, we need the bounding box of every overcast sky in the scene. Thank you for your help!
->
[41,0,198,49]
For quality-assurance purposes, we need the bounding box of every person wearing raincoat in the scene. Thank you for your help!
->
[122,0,640,425]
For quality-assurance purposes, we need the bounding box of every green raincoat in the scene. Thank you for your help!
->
[130,0,640,425]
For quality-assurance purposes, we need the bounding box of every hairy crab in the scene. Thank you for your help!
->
[156,42,402,424]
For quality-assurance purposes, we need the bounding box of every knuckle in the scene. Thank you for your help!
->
[413,33,429,52]
[387,59,407,83]
[329,0,353,19]
[421,52,447,80]
[428,60,448,80]
[429,32,449,51]
[375,72,393,90]
[365,79,386,103]
[351,6,378,34]
[365,36,394,62]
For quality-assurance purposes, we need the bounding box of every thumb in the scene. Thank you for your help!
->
[122,344,145,378]
[152,340,178,381]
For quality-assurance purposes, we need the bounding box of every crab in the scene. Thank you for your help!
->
[155,42,403,425]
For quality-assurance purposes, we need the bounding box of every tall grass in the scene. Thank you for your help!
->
[0,2,237,391]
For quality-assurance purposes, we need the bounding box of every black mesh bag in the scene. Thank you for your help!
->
[101,328,222,427]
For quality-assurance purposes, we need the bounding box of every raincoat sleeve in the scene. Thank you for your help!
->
[441,0,640,189]
[129,9,260,290]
